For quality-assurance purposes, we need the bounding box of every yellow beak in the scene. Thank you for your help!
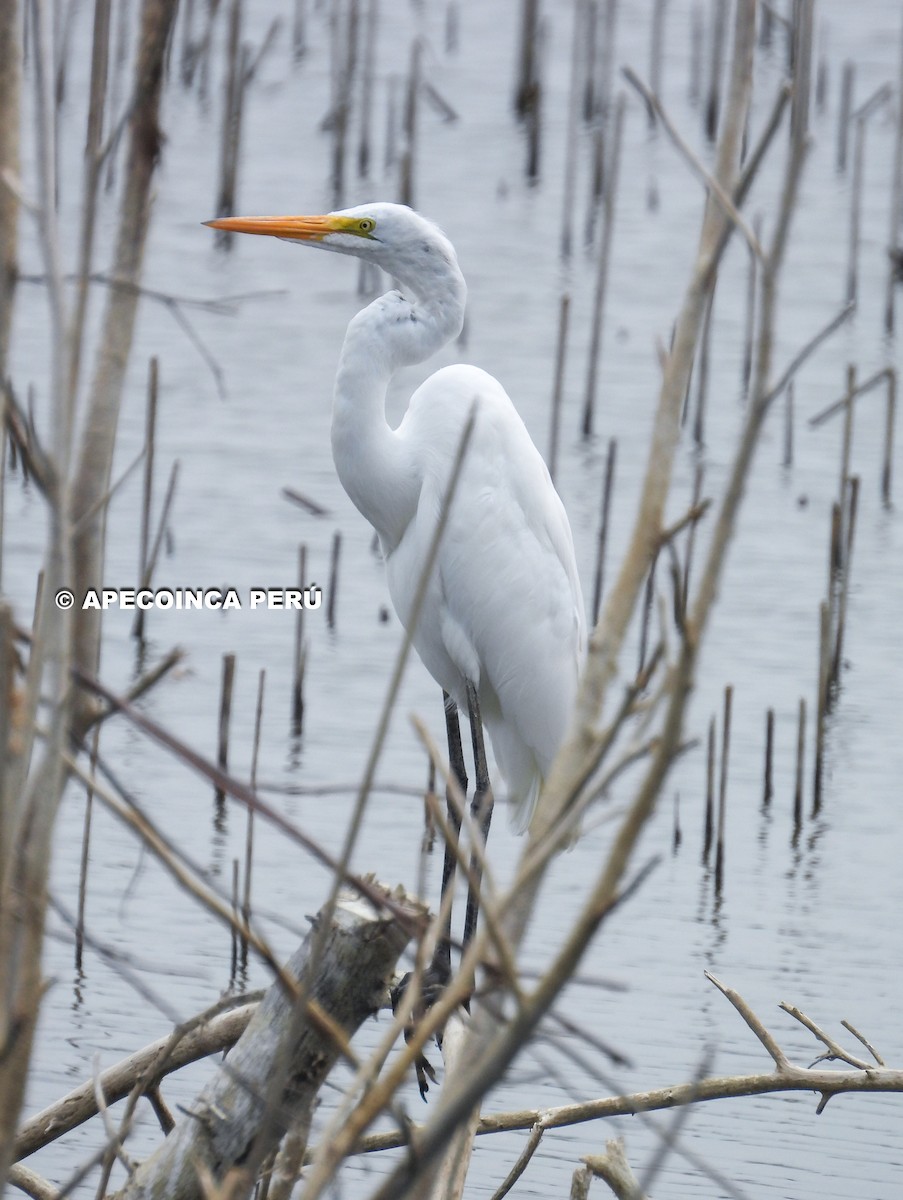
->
[204,214,346,241]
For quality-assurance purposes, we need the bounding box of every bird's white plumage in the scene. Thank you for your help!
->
[229,201,586,826]
[386,363,584,824]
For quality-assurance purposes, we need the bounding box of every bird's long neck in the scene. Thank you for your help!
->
[331,258,466,551]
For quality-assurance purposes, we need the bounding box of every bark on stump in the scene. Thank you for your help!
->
[112,884,421,1200]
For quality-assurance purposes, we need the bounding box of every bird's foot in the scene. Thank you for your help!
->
[390,953,454,1100]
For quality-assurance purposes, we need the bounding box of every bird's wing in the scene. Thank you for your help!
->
[394,365,585,820]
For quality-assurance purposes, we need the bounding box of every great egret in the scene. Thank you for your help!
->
[206,202,585,991]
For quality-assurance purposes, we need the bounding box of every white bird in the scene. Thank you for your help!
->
[206,203,585,985]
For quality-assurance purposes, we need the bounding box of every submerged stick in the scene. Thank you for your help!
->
[581,92,625,438]
[714,684,732,893]
[399,38,421,208]
[383,74,398,172]
[693,283,715,446]
[75,729,100,970]
[230,857,240,978]
[882,368,896,507]
[813,600,830,816]
[702,715,715,865]
[216,653,236,806]
[705,0,728,141]
[591,437,617,624]
[292,544,307,730]
[884,13,903,332]
[838,364,855,517]
[763,707,774,808]
[327,530,341,630]
[584,0,618,239]
[846,114,865,304]
[681,461,704,610]
[547,293,570,483]
[582,0,598,122]
[832,475,859,690]
[560,0,584,259]
[636,552,657,676]
[783,382,793,467]
[215,0,247,231]
[525,19,544,182]
[688,4,703,106]
[134,357,158,643]
[357,0,377,177]
[793,697,805,832]
[242,668,266,958]
[514,0,540,117]
[293,0,307,60]
[648,0,667,128]
[741,217,759,399]
[836,60,854,173]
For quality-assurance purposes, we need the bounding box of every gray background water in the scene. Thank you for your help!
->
[5,1,903,1195]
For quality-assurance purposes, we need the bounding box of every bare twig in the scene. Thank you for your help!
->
[622,67,764,261]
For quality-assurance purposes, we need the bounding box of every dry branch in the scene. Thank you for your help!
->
[15,1006,258,1162]
[0,0,20,378]
[71,0,179,734]
[341,979,902,1160]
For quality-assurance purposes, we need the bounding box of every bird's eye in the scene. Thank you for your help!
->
[357,218,375,234]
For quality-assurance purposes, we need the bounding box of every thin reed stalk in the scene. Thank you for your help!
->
[327,531,341,630]
[702,715,715,864]
[692,283,715,446]
[0,0,20,379]
[882,369,896,507]
[783,383,793,467]
[293,544,307,729]
[688,4,702,105]
[793,698,805,832]
[681,461,704,608]
[75,730,100,971]
[763,708,774,807]
[356,0,377,177]
[399,38,421,208]
[648,0,666,126]
[705,0,728,141]
[242,669,265,952]
[831,476,859,690]
[590,438,617,625]
[813,601,830,815]
[836,61,854,173]
[216,653,236,806]
[547,293,570,482]
[714,685,732,893]
[581,93,625,437]
[560,0,585,259]
[846,114,864,304]
[884,13,903,331]
[215,0,247,229]
[514,0,540,117]
[741,218,759,399]
[133,357,157,642]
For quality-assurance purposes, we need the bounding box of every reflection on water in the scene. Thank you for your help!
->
[6,1,903,1196]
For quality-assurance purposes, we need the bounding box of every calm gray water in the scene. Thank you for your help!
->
[6,1,903,1196]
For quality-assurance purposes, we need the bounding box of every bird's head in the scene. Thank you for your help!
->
[205,201,462,295]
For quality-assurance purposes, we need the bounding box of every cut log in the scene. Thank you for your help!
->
[111,883,421,1200]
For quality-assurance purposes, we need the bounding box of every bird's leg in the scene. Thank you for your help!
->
[462,680,494,950]
[428,692,466,984]
[391,692,468,1099]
